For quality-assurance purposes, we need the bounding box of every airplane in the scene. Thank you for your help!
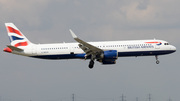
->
[3,23,176,69]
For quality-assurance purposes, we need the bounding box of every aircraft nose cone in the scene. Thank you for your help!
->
[171,46,176,52]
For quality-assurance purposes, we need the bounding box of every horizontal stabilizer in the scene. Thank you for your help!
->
[7,45,23,51]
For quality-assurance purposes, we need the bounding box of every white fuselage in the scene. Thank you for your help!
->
[13,39,176,60]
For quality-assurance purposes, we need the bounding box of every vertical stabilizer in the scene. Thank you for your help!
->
[5,23,33,47]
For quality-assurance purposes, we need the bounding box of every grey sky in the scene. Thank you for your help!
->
[0,0,179,101]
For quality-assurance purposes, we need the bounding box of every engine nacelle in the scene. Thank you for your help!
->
[101,50,118,59]
[102,59,116,64]
[99,50,118,64]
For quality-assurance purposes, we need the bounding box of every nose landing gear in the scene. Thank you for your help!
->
[155,55,160,64]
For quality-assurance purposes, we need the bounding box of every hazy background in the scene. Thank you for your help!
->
[0,0,179,101]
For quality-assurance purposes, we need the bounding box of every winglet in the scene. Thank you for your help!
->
[69,29,78,38]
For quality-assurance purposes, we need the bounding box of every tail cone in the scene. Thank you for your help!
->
[3,47,12,53]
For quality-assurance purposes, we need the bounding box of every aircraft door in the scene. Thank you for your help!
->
[155,45,160,49]
[32,45,37,54]
[70,45,74,54]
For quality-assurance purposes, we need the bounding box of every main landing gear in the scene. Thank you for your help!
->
[89,60,94,69]
[155,55,160,64]
[88,55,96,69]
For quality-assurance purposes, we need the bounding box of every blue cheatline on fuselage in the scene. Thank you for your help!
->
[30,50,175,60]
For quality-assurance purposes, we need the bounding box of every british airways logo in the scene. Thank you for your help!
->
[14,41,28,47]
[7,26,28,47]
[156,42,162,46]
[128,45,154,49]
[11,36,24,41]
[7,26,23,36]
[145,42,162,46]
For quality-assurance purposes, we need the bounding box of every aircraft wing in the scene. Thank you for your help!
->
[69,29,103,58]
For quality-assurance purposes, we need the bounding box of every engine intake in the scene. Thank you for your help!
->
[100,50,118,64]
[102,50,118,59]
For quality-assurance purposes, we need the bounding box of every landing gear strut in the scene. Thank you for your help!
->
[89,60,94,69]
[88,55,96,69]
[155,55,160,64]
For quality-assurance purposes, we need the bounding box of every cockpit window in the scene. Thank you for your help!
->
[164,43,169,45]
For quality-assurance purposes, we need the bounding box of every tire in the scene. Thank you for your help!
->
[89,60,94,69]
[156,60,160,64]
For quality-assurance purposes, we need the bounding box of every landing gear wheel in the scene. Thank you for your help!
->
[156,60,160,64]
[89,60,94,69]
[155,55,160,64]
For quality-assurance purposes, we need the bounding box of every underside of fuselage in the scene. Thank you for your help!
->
[30,50,176,60]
